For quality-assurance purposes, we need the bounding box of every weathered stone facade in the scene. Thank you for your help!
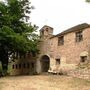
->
[36,23,90,74]
[9,53,36,75]
[10,23,90,75]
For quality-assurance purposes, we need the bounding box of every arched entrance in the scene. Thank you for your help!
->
[40,55,50,72]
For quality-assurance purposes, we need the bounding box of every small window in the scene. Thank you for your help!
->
[56,59,60,65]
[19,64,21,69]
[58,36,64,45]
[80,56,87,63]
[16,64,18,69]
[12,65,14,69]
[46,28,48,32]
[76,31,83,42]
[31,62,34,68]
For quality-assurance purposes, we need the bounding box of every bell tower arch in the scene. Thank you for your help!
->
[40,25,53,39]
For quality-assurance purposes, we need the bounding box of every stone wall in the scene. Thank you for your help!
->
[10,55,36,75]
[68,68,90,80]
[37,25,90,74]
[49,28,90,71]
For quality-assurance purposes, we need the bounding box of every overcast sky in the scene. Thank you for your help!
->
[0,0,90,34]
[30,0,90,34]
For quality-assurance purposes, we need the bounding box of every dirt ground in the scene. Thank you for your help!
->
[0,75,90,90]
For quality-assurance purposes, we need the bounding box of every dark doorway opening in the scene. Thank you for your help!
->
[80,56,87,63]
[40,55,50,72]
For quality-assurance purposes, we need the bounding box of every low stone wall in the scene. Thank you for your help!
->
[49,63,90,80]
[68,68,90,80]
[49,64,77,74]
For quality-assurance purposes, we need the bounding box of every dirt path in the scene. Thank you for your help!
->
[0,75,90,90]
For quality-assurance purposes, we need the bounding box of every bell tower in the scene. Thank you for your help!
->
[40,25,53,39]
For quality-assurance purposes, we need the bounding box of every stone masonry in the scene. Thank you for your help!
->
[36,23,90,74]
[10,23,90,76]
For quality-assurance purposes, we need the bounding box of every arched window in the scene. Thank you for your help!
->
[56,59,60,65]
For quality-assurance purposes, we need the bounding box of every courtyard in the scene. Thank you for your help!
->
[0,75,90,90]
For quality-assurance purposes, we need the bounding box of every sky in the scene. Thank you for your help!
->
[30,0,90,34]
[0,0,90,34]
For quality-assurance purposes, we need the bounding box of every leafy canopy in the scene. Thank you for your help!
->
[86,0,90,2]
[0,0,39,59]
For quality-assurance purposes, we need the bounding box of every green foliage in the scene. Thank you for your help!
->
[0,0,39,75]
[86,0,90,2]
[0,0,39,53]
[0,62,2,72]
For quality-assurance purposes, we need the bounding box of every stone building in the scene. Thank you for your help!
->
[36,23,90,74]
[9,53,36,75]
[10,23,90,75]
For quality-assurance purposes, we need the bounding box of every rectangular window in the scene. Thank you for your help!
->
[16,64,18,69]
[58,36,64,45]
[12,65,14,69]
[56,59,60,65]
[19,64,21,69]
[80,56,87,63]
[76,31,83,42]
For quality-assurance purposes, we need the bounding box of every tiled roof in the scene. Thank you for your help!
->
[51,23,90,38]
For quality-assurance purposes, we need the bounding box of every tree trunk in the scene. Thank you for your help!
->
[1,57,8,76]
[0,48,8,76]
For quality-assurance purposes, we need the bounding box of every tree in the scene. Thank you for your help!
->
[86,0,90,2]
[0,0,39,75]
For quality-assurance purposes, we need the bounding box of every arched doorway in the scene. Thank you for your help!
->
[40,55,50,72]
